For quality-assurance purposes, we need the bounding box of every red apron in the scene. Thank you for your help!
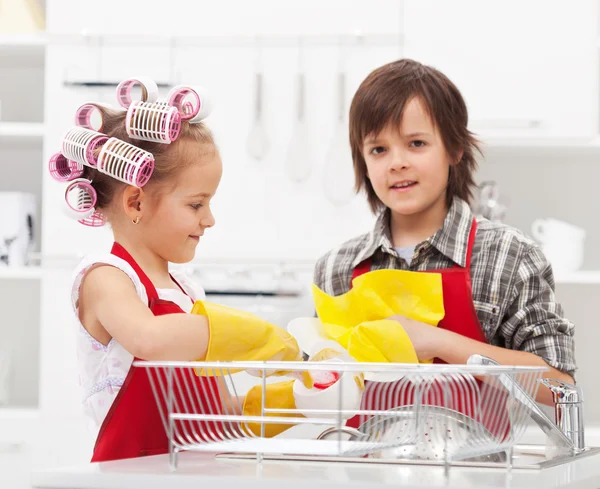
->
[346,220,509,439]
[90,242,223,462]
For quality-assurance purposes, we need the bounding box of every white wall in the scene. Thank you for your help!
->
[31,0,407,476]
[42,0,406,262]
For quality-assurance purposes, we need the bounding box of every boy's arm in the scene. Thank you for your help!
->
[400,244,575,406]
[494,243,576,381]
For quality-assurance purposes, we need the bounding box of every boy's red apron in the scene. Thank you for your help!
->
[346,219,509,439]
[90,242,222,462]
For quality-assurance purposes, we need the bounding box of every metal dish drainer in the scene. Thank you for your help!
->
[133,359,547,472]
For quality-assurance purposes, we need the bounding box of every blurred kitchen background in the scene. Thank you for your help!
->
[1,0,599,487]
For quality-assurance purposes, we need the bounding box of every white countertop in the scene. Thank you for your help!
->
[31,447,600,489]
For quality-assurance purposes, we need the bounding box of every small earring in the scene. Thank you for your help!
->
[132,216,140,224]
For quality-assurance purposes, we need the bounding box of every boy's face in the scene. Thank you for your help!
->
[362,97,453,220]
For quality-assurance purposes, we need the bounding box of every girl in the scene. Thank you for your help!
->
[313,59,576,407]
[49,79,302,462]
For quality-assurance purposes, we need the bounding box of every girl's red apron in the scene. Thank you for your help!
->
[346,219,509,438]
[90,242,222,462]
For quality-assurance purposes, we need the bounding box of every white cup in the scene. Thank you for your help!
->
[531,219,586,274]
[532,218,586,243]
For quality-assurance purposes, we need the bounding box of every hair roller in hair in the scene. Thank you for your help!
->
[125,100,182,143]
[63,178,106,227]
[62,127,109,168]
[167,85,214,123]
[48,152,84,182]
[97,138,155,187]
[116,77,159,109]
[74,104,106,132]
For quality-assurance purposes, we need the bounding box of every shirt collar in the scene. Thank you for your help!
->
[351,197,474,269]
[428,197,474,267]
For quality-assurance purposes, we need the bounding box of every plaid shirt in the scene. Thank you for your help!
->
[313,197,576,376]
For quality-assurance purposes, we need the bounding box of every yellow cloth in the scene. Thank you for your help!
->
[191,300,312,387]
[312,269,445,363]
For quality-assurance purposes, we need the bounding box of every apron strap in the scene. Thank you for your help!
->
[350,257,372,284]
[464,219,478,271]
[110,242,159,302]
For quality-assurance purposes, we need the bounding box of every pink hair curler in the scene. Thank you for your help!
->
[125,100,182,144]
[62,127,109,168]
[116,77,159,109]
[63,178,106,227]
[79,210,107,227]
[167,85,214,122]
[74,104,106,132]
[97,137,155,187]
[48,152,84,182]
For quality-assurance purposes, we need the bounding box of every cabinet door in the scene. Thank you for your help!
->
[0,443,33,489]
[403,0,598,142]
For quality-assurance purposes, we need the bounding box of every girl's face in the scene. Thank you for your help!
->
[362,97,454,221]
[143,142,223,264]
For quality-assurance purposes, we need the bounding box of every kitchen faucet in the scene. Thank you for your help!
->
[467,354,585,454]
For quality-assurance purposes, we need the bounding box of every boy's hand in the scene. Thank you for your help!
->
[387,314,445,362]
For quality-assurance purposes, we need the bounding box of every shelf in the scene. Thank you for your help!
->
[481,136,600,150]
[0,407,39,421]
[0,267,42,280]
[0,33,46,48]
[0,407,40,445]
[0,122,45,138]
[555,271,600,285]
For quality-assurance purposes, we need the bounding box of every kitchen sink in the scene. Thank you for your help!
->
[215,444,600,470]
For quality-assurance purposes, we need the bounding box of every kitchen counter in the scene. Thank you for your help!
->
[31,448,600,489]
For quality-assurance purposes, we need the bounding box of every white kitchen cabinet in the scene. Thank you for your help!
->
[0,408,39,489]
[0,34,45,417]
[403,0,599,142]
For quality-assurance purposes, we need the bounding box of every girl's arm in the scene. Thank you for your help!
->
[80,265,209,361]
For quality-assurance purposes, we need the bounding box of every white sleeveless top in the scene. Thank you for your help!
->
[71,253,206,436]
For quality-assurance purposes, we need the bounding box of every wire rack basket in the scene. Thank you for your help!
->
[133,359,547,471]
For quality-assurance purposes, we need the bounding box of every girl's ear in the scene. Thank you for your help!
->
[122,186,146,222]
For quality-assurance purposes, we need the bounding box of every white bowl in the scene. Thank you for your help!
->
[293,357,363,420]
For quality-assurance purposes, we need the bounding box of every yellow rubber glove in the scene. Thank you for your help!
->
[311,269,445,364]
[191,300,312,387]
[241,380,298,438]
[241,346,365,438]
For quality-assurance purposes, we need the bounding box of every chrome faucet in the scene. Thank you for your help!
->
[467,355,585,454]
[540,379,585,452]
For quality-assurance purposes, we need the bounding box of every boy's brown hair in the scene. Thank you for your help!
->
[349,58,481,214]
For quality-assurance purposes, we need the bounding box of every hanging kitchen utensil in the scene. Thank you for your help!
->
[246,40,269,162]
[474,181,507,223]
[0,345,11,405]
[322,43,356,206]
[284,39,312,183]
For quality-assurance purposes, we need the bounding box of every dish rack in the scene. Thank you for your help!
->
[133,359,547,471]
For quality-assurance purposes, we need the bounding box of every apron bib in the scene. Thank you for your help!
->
[346,220,509,439]
[91,243,223,462]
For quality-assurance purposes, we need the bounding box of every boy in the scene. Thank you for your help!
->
[313,59,575,405]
